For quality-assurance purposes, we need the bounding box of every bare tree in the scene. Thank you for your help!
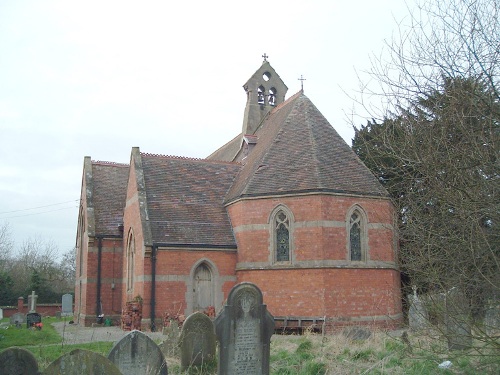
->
[0,222,13,271]
[352,0,499,359]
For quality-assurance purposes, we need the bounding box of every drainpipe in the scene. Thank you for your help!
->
[96,236,103,320]
[150,245,157,332]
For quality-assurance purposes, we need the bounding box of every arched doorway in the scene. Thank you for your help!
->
[193,263,213,311]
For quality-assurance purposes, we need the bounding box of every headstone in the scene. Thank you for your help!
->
[408,286,429,331]
[343,326,372,341]
[445,287,472,350]
[10,312,25,326]
[0,308,3,320]
[0,347,39,375]
[107,330,168,375]
[28,291,38,313]
[160,320,181,357]
[179,312,216,371]
[62,294,73,317]
[484,301,500,337]
[26,312,42,329]
[215,282,275,375]
[43,349,121,375]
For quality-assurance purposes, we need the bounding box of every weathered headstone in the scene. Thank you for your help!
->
[26,312,42,329]
[445,287,472,350]
[408,286,429,331]
[343,326,372,341]
[159,321,181,357]
[484,301,500,337]
[107,329,168,375]
[10,312,25,326]
[28,290,38,313]
[0,307,3,320]
[43,349,121,375]
[0,346,39,375]
[62,294,73,317]
[215,282,275,375]
[179,311,216,371]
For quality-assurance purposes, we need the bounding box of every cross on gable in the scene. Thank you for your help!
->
[262,53,269,62]
[298,75,306,91]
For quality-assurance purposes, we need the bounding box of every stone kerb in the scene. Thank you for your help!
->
[0,346,39,375]
[107,329,168,375]
[179,311,216,371]
[215,282,275,375]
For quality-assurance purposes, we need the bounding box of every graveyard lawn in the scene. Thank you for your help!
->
[0,316,62,350]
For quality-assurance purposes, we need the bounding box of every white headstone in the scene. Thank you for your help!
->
[0,308,3,320]
[62,294,73,317]
[28,291,38,313]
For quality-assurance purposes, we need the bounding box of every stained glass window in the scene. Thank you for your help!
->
[350,212,362,261]
[276,212,290,262]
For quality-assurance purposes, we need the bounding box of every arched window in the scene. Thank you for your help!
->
[126,229,135,293]
[347,206,368,261]
[257,85,265,104]
[269,87,277,106]
[270,206,294,264]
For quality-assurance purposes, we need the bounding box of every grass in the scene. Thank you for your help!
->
[1,317,499,374]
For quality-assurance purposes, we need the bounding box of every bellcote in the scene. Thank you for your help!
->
[241,57,288,135]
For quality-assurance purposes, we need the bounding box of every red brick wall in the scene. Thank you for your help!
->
[228,194,402,327]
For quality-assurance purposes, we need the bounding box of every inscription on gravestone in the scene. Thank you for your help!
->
[107,330,168,375]
[0,346,39,375]
[62,294,73,317]
[215,282,274,375]
[179,311,216,371]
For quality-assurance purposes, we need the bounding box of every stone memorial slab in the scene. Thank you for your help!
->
[215,282,274,375]
[10,312,25,326]
[484,301,500,337]
[108,329,168,375]
[179,311,216,371]
[62,294,73,317]
[27,312,42,328]
[0,346,39,375]
[42,349,121,375]
[343,326,371,341]
[445,288,472,350]
[159,322,181,357]
[0,307,3,320]
[408,286,429,331]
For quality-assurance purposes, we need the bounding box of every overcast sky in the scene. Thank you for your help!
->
[0,0,412,259]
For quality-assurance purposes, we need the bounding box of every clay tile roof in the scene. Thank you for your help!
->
[225,92,388,203]
[141,154,241,248]
[91,161,129,236]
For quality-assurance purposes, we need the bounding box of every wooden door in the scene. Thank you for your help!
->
[193,263,213,311]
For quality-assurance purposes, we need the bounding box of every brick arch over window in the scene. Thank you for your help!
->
[126,228,135,293]
[346,205,369,261]
[269,205,295,264]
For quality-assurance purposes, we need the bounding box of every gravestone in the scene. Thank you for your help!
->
[28,290,38,313]
[10,312,25,326]
[62,294,73,317]
[445,287,472,350]
[0,307,3,320]
[408,286,429,331]
[107,329,168,375]
[160,320,181,357]
[27,312,42,328]
[484,301,500,337]
[215,282,275,375]
[343,326,371,341]
[43,349,121,375]
[0,346,39,375]
[179,311,216,371]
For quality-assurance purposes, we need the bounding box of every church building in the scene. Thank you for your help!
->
[75,57,403,330]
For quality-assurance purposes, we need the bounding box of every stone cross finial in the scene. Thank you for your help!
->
[262,53,269,62]
[298,75,306,91]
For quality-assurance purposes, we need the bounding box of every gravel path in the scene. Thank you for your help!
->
[51,321,165,345]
